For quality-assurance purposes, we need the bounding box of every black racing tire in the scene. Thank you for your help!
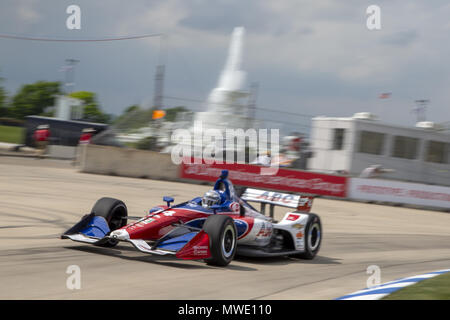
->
[294,213,322,260]
[91,197,128,247]
[202,215,237,266]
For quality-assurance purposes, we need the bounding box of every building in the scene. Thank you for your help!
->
[308,113,450,186]
[54,95,84,121]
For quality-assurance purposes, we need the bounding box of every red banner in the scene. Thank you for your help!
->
[180,161,348,198]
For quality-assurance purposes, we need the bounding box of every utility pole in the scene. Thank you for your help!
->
[153,64,165,110]
[150,35,168,151]
[247,82,259,128]
[63,58,79,94]
[245,82,259,163]
[412,99,430,122]
[152,34,167,110]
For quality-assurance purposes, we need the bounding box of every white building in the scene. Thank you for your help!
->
[308,113,450,186]
[54,95,83,121]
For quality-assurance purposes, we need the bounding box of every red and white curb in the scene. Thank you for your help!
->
[336,269,450,300]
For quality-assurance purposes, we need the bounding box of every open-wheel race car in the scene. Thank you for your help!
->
[61,170,322,266]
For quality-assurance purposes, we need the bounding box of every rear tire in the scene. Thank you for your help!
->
[294,213,322,259]
[203,215,237,266]
[91,197,128,247]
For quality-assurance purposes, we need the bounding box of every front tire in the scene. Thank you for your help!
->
[202,215,237,266]
[91,197,128,247]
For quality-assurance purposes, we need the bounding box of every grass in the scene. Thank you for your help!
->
[383,272,450,300]
[0,125,24,144]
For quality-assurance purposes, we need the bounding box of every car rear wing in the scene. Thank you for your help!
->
[241,188,314,218]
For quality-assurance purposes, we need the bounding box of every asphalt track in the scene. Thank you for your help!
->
[0,156,449,299]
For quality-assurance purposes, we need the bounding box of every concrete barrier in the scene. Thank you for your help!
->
[79,144,179,181]
[48,145,77,159]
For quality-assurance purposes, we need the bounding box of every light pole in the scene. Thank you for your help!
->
[413,99,430,123]
[152,34,167,111]
[63,58,79,94]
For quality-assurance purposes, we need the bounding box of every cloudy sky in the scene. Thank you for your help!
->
[1,0,450,133]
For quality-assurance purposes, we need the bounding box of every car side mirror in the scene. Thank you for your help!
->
[163,196,174,207]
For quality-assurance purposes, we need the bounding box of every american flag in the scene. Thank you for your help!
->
[379,92,392,99]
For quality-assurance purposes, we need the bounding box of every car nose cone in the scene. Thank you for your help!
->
[110,229,130,240]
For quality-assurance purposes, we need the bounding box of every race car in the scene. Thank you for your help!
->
[61,170,322,266]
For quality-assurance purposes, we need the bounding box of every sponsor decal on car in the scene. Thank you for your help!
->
[295,239,304,250]
[292,223,305,229]
[257,191,296,206]
[126,217,149,230]
[141,218,155,224]
[286,214,301,221]
[256,221,273,238]
[193,245,209,256]
[296,231,303,239]
[229,202,240,214]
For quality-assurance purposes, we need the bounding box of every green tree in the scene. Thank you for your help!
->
[9,81,61,119]
[113,105,152,131]
[0,77,7,117]
[68,91,96,105]
[112,105,191,133]
[124,105,140,114]
[165,106,188,122]
[68,91,110,123]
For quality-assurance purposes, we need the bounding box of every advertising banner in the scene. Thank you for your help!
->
[180,161,348,197]
[349,178,450,209]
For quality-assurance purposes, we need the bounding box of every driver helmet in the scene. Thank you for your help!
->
[202,190,221,209]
